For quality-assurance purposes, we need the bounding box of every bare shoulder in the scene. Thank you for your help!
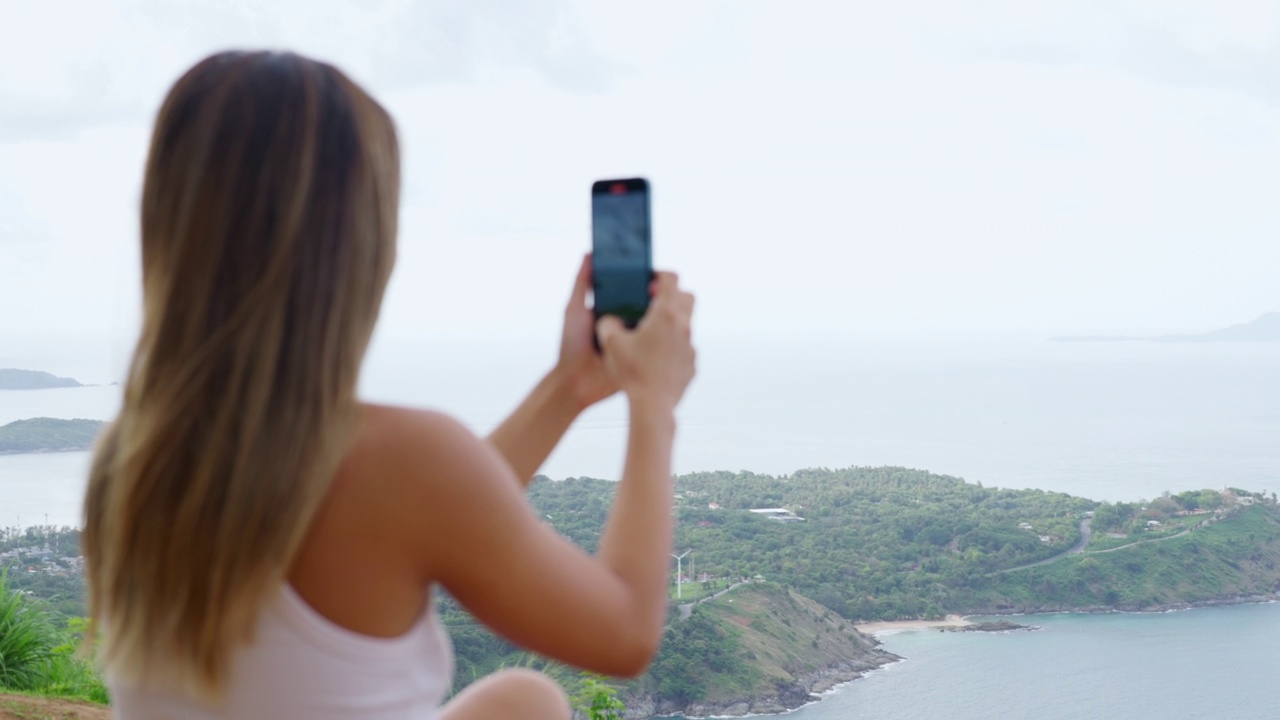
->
[350,403,500,502]
[347,404,659,675]
[348,403,523,571]
[357,403,473,448]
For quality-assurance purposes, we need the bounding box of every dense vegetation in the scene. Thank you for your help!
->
[537,468,1096,620]
[0,527,86,620]
[0,419,105,455]
[0,370,81,390]
[985,504,1280,611]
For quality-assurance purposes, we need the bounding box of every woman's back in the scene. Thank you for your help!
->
[109,405,454,717]
[85,50,696,720]
[109,582,453,719]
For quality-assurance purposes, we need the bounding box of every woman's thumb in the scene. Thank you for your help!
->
[595,315,627,351]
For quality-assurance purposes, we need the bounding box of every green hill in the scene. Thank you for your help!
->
[0,418,105,455]
[626,582,898,716]
[982,503,1280,612]
[657,468,1280,619]
[538,469,1098,621]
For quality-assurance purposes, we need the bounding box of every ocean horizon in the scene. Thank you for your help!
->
[5,337,1278,528]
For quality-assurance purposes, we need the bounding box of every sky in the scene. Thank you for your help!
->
[2,0,1279,383]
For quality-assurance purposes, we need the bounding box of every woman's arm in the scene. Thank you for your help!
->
[486,367,585,487]
[487,255,618,486]
[400,273,695,676]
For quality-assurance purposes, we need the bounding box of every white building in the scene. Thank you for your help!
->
[748,508,806,523]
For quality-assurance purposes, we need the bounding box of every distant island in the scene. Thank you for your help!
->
[0,369,83,389]
[0,418,105,455]
[1054,312,1280,343]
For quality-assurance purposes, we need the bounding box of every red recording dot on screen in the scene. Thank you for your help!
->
[610,183,627,194]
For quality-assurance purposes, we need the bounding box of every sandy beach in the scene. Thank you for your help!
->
[854,614,970,636]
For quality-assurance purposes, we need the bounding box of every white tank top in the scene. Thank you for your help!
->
[109,584,455,719]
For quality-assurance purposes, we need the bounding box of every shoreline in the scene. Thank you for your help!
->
[974,592,1280,619]
[853,614,970,636]
[658,595,1280,718]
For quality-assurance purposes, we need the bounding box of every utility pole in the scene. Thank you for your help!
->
[671,550,691,599]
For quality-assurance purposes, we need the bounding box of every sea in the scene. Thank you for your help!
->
[787,603,1280,720]
[3,336,1279,718]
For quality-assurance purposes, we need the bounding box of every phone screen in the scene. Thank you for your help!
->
[592,178,651,327]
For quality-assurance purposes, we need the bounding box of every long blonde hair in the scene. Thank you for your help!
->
[83,51,399,698]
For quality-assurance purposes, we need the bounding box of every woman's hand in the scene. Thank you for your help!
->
[595,272,696,415]
[556,254,620,411]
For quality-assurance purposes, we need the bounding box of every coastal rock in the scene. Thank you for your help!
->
[674,682,813,718]
[808,671,857,694]
[685,701,750,716]
[622,638,900,718]
[617,696,655,719]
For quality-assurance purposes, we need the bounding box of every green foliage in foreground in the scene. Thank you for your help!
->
[0,572,48,690]
[0,418,105,455]
[0,573,106,704]
[573,675,626,720]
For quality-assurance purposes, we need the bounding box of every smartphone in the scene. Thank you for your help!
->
[591,177,652,329]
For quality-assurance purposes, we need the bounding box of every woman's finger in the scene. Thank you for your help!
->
[653,271,679,294]
[568,254,592,310]
[595,315,627,351]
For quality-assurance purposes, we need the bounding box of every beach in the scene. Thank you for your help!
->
[854,615,970,636]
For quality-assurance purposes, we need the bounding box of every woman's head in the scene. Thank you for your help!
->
[84,51,398,698]
[141,50,399,378]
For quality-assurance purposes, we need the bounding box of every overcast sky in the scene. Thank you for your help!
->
[2,0,1279,382]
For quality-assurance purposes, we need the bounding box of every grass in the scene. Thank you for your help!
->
[0,575,106,706]
[0,574,51,691]
[670,579,733,603]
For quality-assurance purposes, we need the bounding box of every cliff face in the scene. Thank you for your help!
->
[625,583,899,718]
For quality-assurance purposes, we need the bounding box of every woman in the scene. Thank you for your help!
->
[83,51,695,719]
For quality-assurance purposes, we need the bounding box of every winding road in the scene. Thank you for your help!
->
[991,518,1092,575]
[993,516,1202,575]
[675,579,758,620]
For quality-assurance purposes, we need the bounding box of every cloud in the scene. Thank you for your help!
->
[1,0,1278,357]
[917,0,1280,105]
[0,0,617,141]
